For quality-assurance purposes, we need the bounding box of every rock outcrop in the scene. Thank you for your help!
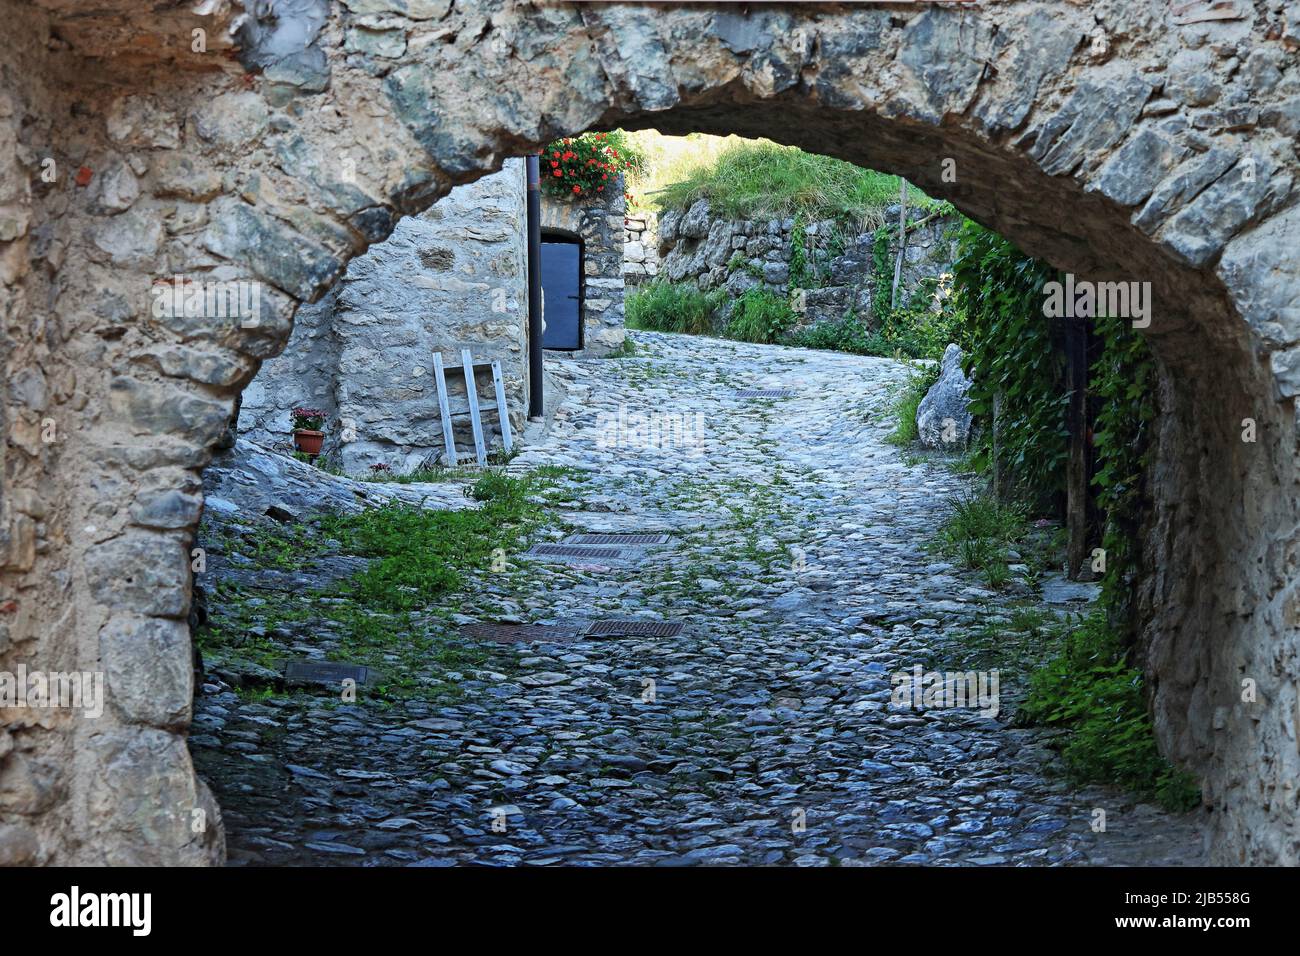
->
[916,344,974,449]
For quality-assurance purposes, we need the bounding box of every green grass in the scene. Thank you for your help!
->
[929,492,1029,590]
[885,362,941,446]
[724,288,798,344]
[318,471,547,611]
[626,281,724,335]
[655,141,935,230]
[1018,610,1201,811]
[197,469,570,703]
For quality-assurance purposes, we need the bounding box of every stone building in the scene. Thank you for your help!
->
[540,180,629,356]
[238,161,626,473]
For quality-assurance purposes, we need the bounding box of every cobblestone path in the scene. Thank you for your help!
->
[193,331,1204,866]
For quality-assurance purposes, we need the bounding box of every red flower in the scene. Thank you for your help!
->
[573,185,581,194]
[553,169,562,177]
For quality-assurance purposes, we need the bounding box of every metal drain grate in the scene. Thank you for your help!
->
[585,620,685,638]
[527,544,626,560]
[735,388,795,399]
[283,661,373,686]
[568,533,670,546]
[460,623,582,644]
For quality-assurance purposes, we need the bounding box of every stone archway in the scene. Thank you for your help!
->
[2,0,1298,865]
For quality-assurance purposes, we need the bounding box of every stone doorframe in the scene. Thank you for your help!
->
[2,0,1298,864]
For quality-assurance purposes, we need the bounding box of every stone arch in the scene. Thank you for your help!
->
[2,0,1298,865]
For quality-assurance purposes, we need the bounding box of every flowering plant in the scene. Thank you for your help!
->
[540,130,644,201]
[291,406,326,431]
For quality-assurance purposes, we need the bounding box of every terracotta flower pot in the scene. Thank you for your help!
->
[293,429,324,455]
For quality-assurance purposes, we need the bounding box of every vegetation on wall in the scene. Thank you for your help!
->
[947,221,1192,809]
[1089,314,1159,623]
[654,140,933,229]
[950,220,1068,510]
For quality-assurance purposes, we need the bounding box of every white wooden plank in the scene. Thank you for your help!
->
[491,360,513,454]
[432,352,457,466]
[462,348,487,467]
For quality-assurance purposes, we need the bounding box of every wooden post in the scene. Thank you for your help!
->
[890,178,908,310]
[1065,317,1089,579]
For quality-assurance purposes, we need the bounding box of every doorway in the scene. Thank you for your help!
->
[540,233,584,351]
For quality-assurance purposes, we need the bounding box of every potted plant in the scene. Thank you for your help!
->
[291,406,326,456]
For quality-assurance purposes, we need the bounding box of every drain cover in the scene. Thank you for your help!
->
[283,661,373,686]
[527,544,626,560]
[585,620,685,638]
[735,387,795,398]
[460,623,581,644]
[568,533,670,546]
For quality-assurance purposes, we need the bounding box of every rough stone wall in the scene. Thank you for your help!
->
[236,287,342,455]
[654,199,961,328]
[238,161,529,473]
[622,211,659,288]
[3,0,1300,866]
[540,182,626,356]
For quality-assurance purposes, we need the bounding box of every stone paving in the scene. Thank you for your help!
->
[192,331,1206,866]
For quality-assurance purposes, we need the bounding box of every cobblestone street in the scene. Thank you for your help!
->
[193,331,1204,866]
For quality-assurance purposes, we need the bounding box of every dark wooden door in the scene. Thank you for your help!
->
[541,238,582,350]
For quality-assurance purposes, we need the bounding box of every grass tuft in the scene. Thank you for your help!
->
[626,281,724,335]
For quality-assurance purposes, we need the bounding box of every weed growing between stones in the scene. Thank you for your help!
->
[1017,611,1201,812]
[602,335,639,358]
[196,470,568,704]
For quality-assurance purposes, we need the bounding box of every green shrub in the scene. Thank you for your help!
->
[784,313,874,354]
[1018,611,1201,811]
[724,287,797,344]
[625,281,723,335]
[872,304,960,361]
